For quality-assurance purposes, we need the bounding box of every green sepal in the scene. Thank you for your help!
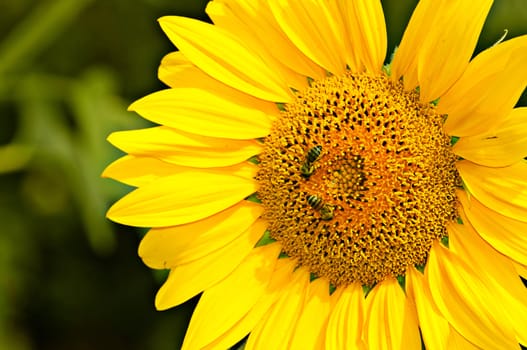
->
[276,102,286,111]
[309,272,318,282]
[397,275,406,292]
[415,264,425,273]
[278,252,289,259]
[329,284,337,295]
[254,230,275,247]
[248,155,259,165]
[245,192,262,204]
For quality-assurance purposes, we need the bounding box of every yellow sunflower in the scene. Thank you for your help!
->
[104,0,527,349]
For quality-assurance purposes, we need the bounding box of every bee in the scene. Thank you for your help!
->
[300,145,323,178]
[307,194,335,220]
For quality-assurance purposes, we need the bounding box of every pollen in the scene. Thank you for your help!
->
[256,72,460,287]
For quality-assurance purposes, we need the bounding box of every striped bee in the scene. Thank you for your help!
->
[307,194,335,220]
[300,145,323,178]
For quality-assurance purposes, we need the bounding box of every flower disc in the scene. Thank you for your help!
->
[257,72,460,286]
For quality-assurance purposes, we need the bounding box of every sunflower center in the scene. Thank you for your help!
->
[256,72,460,287]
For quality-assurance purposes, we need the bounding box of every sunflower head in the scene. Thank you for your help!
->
[257,71,460,287]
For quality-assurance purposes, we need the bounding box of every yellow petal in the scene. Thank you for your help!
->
[202,257,297,350]
[325,283,366,350]
[225,161,260,180]
[211,0,326,80]
[181,243,281,350]
[426,241,517,349]
[246,267,310,350]
[453,107,527,167]
[390,0,436,88]
[139,201,263,268]
[107,167,257,227]
[205,1,309,91]
[334,1,360,72]
[457,160,527,223]
[101,157,262,193]
[364,278,421,350]
[515,262,527,279]
[446,326,481,350]
[157,51,193,88]
[440,35,527,136]
[155,220,266,310]
[108,126,262,168]
[289,278,332,350]
[416,0,492,102]
[407,267,450,350]
[457,189,527,266]
[339,0,387,73]
[268,0,347,75]
[102,155,178,187]
[158,16,293,102]
[157,51,285,123]
[128,88,273,140]
[448,221,527,345]
[157,51,284,124]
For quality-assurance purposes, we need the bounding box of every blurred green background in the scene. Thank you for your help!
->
[0,1,525,349]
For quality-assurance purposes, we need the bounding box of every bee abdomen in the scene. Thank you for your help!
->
[306,145,323,163]
[300,163,315,178]
[307,194,323,210]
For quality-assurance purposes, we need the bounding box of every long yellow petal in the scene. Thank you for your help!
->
[448,221,527,345]
[457,160,527,223]
[325,283,366,350]
[446,326,481,349]
[154,220,266,310]
[139,201,263,268]
[157,51,281,124]
[103,157,261,192]
[212,0,326,80]
[453,107,527,167]
[268,0,347,75]
[108,126,262,168]
[246,267,310,350]
[440,35,527,136]
[416,0,492,102]
[390,0,436,89]
[181,243,281,350]
[128,88,273,140]
[102,155,179,187]
[157,51,193,88]
[515,262,527,279]
[339,0,387,73]
[457,189,527,266]
[158,16,293,102]
[205,1,309,91]
[202,257,297,350]
[289,278,332,350]
[157,50,288,121]
[426,241,517,349]
[107,167,257,227]
[407,267,450,350]
[364,278,421,350]
[226,161,260,180]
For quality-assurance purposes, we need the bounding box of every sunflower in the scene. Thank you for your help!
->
[104,0,527,349]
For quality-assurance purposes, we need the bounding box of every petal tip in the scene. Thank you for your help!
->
[127,99,141,112]
[154,291,172,311]
[157,15,175,26]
